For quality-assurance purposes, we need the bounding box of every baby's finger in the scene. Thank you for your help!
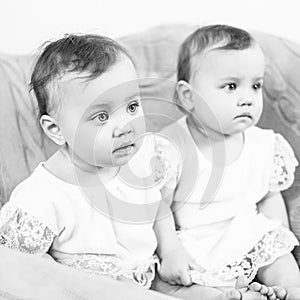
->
[174,277,184,286]
[179,271,193,286]
[166,279,178,286]
[189,261,206,273]
[159,274,177,286]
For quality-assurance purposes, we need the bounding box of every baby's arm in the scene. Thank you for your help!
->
[259,133,299,228]
[154,188,204,286]
[258,191,289,228]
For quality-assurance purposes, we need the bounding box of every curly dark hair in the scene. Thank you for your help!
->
[30,34,132,119]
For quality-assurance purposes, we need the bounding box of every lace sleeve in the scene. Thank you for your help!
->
[153,135,181,190]
[0,202,56,255]
[269,134,299,192]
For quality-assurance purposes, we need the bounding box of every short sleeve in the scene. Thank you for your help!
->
[269,134,299,192]
[0,202,55,255]
[153,135,182,190]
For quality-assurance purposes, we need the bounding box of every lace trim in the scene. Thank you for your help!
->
[190,226,299,286]
[153,135,181,189]
[57,254,159,289]
[0,203,159,288]
[269,134,298,192]
[0,202,55,255]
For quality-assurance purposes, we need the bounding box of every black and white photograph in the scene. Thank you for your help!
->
[0,1,299,299]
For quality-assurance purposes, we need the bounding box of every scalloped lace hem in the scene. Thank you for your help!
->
[190,226,299,287]
[57,254,159,289]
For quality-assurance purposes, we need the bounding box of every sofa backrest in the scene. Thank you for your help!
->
[0,54,58,204]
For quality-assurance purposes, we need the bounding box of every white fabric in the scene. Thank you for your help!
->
[189,225,298,286]
[0,135,165,288]
[0,203,55,254]
[159,117,299,286]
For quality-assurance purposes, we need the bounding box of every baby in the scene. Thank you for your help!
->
[153,25,300,300]
[0,34,161,289]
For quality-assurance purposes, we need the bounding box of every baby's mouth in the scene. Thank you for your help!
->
[234,112,252,119]
[113,142,135,153]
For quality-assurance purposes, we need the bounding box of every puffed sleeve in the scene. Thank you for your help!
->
[0,202,56,255]
[153,135,182,190]
[269,134,299,192]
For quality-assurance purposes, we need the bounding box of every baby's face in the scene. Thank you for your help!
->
[189,44,265,136]
[55,55,145,168]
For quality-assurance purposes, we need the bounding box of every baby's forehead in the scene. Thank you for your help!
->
[45,72,89,113]
[50,72,94,101]
[52,70,139,109]
[190,43,264,78]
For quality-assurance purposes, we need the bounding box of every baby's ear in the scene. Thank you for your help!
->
[40,115,65,146]
[176,80,194,111]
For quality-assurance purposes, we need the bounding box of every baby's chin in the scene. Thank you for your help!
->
[222,127,249,137]
[111,145,140,166]
[228,118,259,135]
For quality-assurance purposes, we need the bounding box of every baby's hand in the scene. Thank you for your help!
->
[158,247,205,286]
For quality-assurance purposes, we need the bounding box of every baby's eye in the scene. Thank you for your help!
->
[253,82,263,90]
[224,83,237,91]
[95,111,109,123]
[127,101,140,114]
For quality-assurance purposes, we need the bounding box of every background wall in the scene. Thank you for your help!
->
[0,0,299,55]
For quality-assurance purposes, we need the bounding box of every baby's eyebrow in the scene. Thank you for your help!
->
[86,102,111,116]
[124,93,140,102]
[86,93,140,116]
[219,76,241,81]
[254,76,264,81]
[218,75,264,82]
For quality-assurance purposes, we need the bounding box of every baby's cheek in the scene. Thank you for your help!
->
[71,125,110,165]
[133,114,146,135]
[93,131,113,164]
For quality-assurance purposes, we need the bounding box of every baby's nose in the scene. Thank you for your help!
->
[113,125,133,137]
[237,97,252,106]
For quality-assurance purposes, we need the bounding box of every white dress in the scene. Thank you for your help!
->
[0,136,163,289]
[158,117,299,287]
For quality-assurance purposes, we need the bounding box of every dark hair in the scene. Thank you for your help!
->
[30,34,132,119]
[177,24,255,83]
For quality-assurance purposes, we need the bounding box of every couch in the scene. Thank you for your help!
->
[0,24,299,264]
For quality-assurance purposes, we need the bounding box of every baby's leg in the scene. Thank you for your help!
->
[152,274,236,300]
[151,275,267,300]
[257,252,300,300]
